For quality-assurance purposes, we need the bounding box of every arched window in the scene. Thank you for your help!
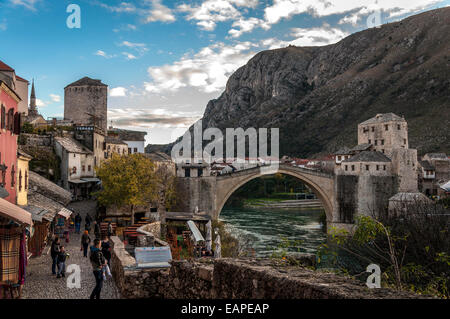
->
[18,169,22,191]
[72,166,77,174]
[11,165,15,187]
[25,170,28,190]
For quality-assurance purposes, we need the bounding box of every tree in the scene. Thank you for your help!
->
[95,153,156,225]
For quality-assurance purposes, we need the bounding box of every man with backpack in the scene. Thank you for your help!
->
[89,239,106,299]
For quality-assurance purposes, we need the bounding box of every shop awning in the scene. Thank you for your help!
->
[57,208,73,219]
[69,179,90,184]
[187,220,204,244]
[81,177,100,183]
[22,205,56,223]
[0,198,33,226]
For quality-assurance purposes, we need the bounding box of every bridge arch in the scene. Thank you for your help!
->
[214,165,336,222]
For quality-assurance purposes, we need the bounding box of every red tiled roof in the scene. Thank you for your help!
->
[16,75,28,83]
[0,60,14,72]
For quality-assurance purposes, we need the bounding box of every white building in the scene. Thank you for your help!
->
[108,128,147,154]
[54,136,99,200]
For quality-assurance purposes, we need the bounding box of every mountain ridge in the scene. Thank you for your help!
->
[146,7,450,157]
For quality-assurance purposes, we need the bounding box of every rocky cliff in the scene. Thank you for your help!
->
[151,8,450,157]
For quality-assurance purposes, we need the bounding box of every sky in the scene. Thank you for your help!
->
[0,0,448,146]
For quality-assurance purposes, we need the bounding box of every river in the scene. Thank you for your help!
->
[220,207,327,257]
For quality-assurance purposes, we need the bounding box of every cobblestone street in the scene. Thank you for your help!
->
[22,200,120,299]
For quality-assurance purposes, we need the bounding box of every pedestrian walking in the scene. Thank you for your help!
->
[81,230,91,257]
[89,239,107,299]
[56,246,69,278]
[101,236,111,267]
[50,236,61,275]
[85,214,92,232]
[94,221,101,239]
[74,213,82,234]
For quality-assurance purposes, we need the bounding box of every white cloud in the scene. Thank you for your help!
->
[94,50,115,58]
[122,52,137,60]
[144,0,176,23]
[8,0,39,11]
[36,98,46,107]
[113,24,137,32]
[289,25,349,46]
[228,17,270,38]
[264,0,441,25]
[110,87,128,97]
[144,41,257,94]
[178,0,243,31]
[49,94,61,102]
[96,1,136,13]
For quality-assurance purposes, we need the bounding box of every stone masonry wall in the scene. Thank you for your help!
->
[110,237,426,299]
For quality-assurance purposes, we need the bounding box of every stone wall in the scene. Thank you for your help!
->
[110,237,425,299]
[20,133,53,146]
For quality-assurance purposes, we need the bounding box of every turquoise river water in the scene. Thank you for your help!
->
[220,207,327,257]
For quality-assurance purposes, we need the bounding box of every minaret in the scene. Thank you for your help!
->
[29,79,38,116]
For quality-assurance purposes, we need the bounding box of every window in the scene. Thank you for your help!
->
[19,170,22,191]
[10,165,15,187]
[134,148,138,153]
[0,105,5,129]
[82,165,85,172]
[374,140,378,146]
[366,165,369,170]
[198,168,203,177]
[404,139,407,145]
[383,165,386,171]
[368,139,371,144]
[351,165,355,171]
[376,165,379,171]
[72,166,77,174]
[73,154,76,158]
[337,155,341,161]
[381,139,384,145]
[371,127,375,132]
[88,165,91,172]
[345,165,348,171]
[397,124,401,130]
[128,148,131,154]
[385,124,388,131]
[381,149,385,153]
[25,171,28,190]
[184,168,191,177]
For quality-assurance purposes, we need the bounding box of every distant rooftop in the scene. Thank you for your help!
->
[359,113,405,125]
[0,60,14,72]
[104,136,127,145]
[343,151,391,163]
[65,76,107,88]
[351,143,372,152]
[108,127,147,141]
[55,136,93,154]
[143,151,172,162]
[424,153,448,160]
[419,160,434,171]
[334,146,351,155]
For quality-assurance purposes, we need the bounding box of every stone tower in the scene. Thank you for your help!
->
[64,77,108,132]
[28,79,38,117]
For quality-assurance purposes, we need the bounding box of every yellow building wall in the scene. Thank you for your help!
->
[16,156,30,206]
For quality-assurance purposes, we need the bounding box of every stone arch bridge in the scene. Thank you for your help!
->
[180,164,350,229]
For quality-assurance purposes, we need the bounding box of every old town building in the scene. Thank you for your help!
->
[54,136,98,199]
[108,127,147,154]
[419,153,450,197]
[64,77,108,132]
[104,136,129,159]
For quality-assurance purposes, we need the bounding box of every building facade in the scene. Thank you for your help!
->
[16,149,32,206]
[54,136,98,199]
[108,128,147,154]
[64,77,108,132]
